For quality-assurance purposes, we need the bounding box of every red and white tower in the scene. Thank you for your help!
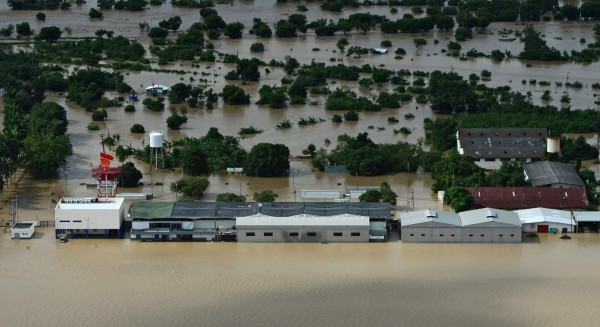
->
[91,152,122,198]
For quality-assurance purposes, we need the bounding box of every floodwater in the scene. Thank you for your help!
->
[2,4,600,326]
[2,229,600,327]
[1,3,600,216]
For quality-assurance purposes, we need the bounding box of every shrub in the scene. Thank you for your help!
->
[130,124,145,133]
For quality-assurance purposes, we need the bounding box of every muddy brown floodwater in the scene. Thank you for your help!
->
[1,2,599,218]
[2,229,600,327]
[2,3,600,326]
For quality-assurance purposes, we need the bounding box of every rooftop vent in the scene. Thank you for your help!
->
[486,209,498,219]
[425,209,437,218]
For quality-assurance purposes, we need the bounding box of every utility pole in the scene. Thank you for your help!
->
[100,134,105,152]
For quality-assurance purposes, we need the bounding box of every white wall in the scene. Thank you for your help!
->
[522,222,575,233]
[56,207,123,230]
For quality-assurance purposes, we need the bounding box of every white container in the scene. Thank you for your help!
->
[149,131,164,148]
[547,137,560,153]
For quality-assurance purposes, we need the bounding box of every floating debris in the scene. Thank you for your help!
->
[560,235,572,240]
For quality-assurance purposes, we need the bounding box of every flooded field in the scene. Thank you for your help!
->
[2,229,600,327]
[1,2,600,220]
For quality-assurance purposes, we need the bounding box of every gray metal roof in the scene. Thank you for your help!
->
[236,213,369,227]
[458,128,547,159]
[572,211,600,222]
[523,161,584,187]
[459,208,521,227]
[134,202,390,220]
[514,208,575,226]
[400,209,462,227]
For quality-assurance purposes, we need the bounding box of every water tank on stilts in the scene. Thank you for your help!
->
[149,131,165,172]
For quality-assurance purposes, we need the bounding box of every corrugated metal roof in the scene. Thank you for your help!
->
[523,161,584,187]
[458,128,546,159]
[467,187,588,209]
[459,208,521,227]
[400,209,462,227]
[572,211,600,222]
[128,202,174,219]
[515,207,575,226]
[236,213,369,227]
[160,202,391,220]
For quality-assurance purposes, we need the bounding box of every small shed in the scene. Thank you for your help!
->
[12,222,35,239]
[515,207,575,233]
[236,213,370,243]
[459,208,522,243]
[400,209,462,243]
[145,84,170,94]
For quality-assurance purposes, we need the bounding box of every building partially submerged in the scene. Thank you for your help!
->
[515,208,575,233]
[11,222,35,239]
[467,187,589,210]
[459,208,522,243]
[236,213,370,243]
[400,209,462,243]
[457,128,547,170]
[55,197,125,238]
[523,161,584,188]
[129,202,391,242]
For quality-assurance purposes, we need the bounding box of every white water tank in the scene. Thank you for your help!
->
[547,137,560,153]
[149,131,164,148]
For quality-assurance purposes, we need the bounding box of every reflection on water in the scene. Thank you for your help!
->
[1,230,600,327]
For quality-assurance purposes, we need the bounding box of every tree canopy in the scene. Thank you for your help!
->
[245,143,290,177]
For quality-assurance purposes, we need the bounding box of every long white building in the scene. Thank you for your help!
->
[55,197,125,238]
[515,208,576,233]
[236,213,370,243]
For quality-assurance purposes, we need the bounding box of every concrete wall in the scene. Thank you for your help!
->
[237,226,369,243]
[522,222,574,233]
[462,227,521,243]
[55,207,123,230]
[401,227,462,243]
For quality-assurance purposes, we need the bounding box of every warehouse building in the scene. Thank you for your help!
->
[236,213,370,243]
[129,202,390,242]
[467,187,588,210]
[523,161,584,188]
[400,209,462,243]
[55,197,125,238]
[459,208,522,243]
[515,208,575,233]
[457,128,547,170]
[129,202,236,241]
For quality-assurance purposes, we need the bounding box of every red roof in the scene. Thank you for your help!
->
[466,187,589,210]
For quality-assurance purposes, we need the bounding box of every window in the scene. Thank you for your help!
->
[510,234,515,237]
[289,232,299,237]
[481,234,485,237]
[351,232,360,237]
[333,232,343,237]
[469,234,473,237]
[307,232,317,237]
[264,232,273,237]
[451,234,455,237]
[246,232,255,237]
[59,220,69,223]
[499,234,503,237]
[410,234,414,236]
[73,220,82,223]
[439,234,444,237]
[421,234,425,237]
